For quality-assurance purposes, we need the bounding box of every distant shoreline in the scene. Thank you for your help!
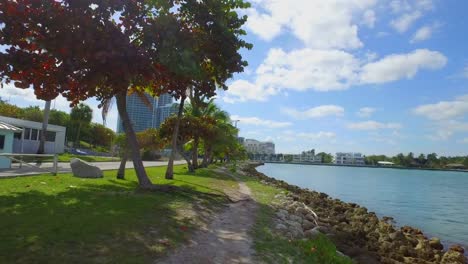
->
[261,161,468,173]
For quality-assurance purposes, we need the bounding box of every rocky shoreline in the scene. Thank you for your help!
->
[241,163,467,264]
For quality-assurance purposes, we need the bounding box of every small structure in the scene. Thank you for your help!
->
[446,163,466,170]
[0,115,66,154]
[0,121,22,169]
[378,161,395,166]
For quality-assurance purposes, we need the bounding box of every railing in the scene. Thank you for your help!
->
[0,153,58,175]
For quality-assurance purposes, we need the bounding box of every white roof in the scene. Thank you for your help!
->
[0,121,22,132]
[0,115,66,132]
[378,161,395,165]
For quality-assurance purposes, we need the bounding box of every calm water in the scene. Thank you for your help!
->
[257,163,468,247]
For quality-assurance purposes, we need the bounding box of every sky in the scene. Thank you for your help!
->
[1,0,468,156]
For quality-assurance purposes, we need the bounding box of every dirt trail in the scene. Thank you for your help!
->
[158,168,258,264]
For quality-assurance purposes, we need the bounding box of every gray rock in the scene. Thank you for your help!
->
[304,227,322,239]
[275,223,287,231]
[275,209,288,220]
[302,219,315,231]
[288,214,303,224]
[70,158,103,178]
[429,237,444,251]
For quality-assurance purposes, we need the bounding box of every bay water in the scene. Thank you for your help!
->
[257,163,468,247]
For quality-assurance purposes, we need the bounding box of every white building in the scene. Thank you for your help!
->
[244,139,275,155]
[335,152,365,165]
[0,116,67,154]
[292,149,322,163]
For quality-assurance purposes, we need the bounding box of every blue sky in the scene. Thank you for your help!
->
[1,0,468,156]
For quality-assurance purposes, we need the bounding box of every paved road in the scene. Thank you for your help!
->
[0,160,186,178]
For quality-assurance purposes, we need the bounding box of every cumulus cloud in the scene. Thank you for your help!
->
[362,10,376,28]
[391,11,422,33]
[410,23,441,43]
[231,115,292,128]
[389,0,433,33]
[281,105,344,120]
[413,94,468,120]
[360,49,447,84]
[347,121,402,130]
[244,0,376,49]
[297,131,336,140]
[224,48,447,103]
[357,107,377,118]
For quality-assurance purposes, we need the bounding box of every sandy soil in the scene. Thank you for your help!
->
[157,169,258,264]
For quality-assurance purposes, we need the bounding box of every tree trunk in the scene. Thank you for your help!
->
[116,92,153,188]
[165,96,186,179]
[117,150,128,179]
[75,122,82,147]
[191,136,199,169]
[177,144,194,173]
[200,146,209,168]
[37,100,51,154]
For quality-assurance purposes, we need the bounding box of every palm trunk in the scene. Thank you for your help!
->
[191,136,199,169]
[165,96,186,180]
[75,122,82,147]
[177,144,194,172]
[37,100,51,154]
[116,92,153,188]
[201,147,209,168]
[117,150,128,179]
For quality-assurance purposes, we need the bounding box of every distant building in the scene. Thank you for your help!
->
[117,93,177,133]
[0,121,22,168]
[243,139,275,155]
[0,116,67,154]
[335,152,365,165]
[293,149,323,163]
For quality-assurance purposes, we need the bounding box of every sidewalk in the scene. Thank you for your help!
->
[0,160,186,178]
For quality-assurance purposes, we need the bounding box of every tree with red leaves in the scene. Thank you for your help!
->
[0,0,251,187]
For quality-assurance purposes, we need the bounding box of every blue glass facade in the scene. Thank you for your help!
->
[117,93,177,133]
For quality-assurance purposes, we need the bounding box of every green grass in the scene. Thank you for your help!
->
[55,153,119,162]
[237,173,353,264]
[0,165,236,263]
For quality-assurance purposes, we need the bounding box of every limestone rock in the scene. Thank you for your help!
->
[304,227,322,239]
[70,158,103,178]
[429,237,444,251]
[441,245,467,264]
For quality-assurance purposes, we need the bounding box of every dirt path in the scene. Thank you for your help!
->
[158,168,258,264]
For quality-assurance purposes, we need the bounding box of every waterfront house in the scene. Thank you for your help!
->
[0,116,66,154]
[335,152,365,165]
[0,121,22,169]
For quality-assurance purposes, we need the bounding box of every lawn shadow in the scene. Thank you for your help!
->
[0,179,228,263]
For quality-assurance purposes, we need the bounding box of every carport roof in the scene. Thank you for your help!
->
[0,121,22,132]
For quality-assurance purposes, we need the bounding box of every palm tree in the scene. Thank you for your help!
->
[101,92,155,180]
[70,103,93,147]
[37,100,51,154]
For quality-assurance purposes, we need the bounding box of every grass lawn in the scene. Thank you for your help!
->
[0,165,237,263]
[55,153,120,163]
[236,170,353,264]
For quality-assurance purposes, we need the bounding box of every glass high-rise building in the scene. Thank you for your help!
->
[117,93,177,133]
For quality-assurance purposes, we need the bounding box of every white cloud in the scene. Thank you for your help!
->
[462,65,468,79]
[297,131,336,140]
[225,48,447,103]
[1,82,118,130]
[413,94,468,120]
[461,138,468,144]
[357,107,377,118]
[389,0,433,33]
[223,79,277,103]
[281,105,344,119]
[410,23,441,43]
[427,120,468,141]
[362,10,376,28]
[390,11,421,33]
[245,0,376,49]
[347,121,402,130]
[231,115,292,128]
[360,49,447,84]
